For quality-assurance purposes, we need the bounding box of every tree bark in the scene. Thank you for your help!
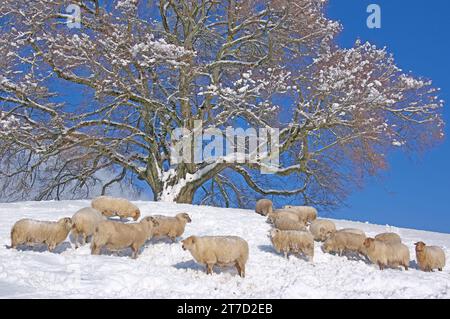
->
[174,185,196,204]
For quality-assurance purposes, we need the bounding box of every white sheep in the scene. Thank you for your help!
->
[255,199,273,216]
[266,209,301,224]
[414,241,446,272]
[337,228,366,237]
[375,232,402,245]
[363,238,410,270]
[152,213,191,242]
[273,216,306,231]
[283,205,317,223]
[322,231,366,256]
[181,236,249,277]
[91,196,140,221]
[309,219,336,242]
[270,229,314,261]
[11,217,73,252]
[71,207,106,248]
[91,216,158,259]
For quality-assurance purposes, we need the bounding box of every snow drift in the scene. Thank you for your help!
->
[0,200,449,298]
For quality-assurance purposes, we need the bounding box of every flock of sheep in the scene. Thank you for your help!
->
[256,199,445,273]
[7,196,446,278]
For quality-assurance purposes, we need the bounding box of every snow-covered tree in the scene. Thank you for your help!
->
[0,0,444,206]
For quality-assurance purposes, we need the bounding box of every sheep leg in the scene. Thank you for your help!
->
[403,263,409,271]
[131,244,140,259]
[80,233,86,246]
[91,243,101,255]
[72,229,80,248]
[438,268,443,271]
[235,261,245,278]
[206,264,214,275]
[378,262,384,270]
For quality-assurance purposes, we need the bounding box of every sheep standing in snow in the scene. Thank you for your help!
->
[414,241,446,272]
[71,207,106,248]
[91,196,140,221]
[363,238,410,270]
[255,199,273,216]
[309,219,336,242]
[375,232,402,245]
[270,229,314,261]
[181,236,249,277]
[11,218,73,252]
[337,228,366,237]
[322,231,366,256]
[91,216,159,259]
[283,205,317,223]
[152,213,191,242]
[273,216,306,231]
[267,210,301,224]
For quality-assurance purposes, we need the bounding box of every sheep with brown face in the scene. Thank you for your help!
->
[270,229,314,261]
[181,236,249,278]
[375,232,402,245]
[255,199,273,216]
[90,216,159,259]
[309,219,337,242]
[91,196,140,221]
[414,241,445,272]
[152,213,192,242]
[363,238,410,271]
[71,207,106,248]
[11,217,73,252]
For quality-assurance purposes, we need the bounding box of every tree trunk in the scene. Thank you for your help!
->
[174,186,196,204]
[156,180,197,204]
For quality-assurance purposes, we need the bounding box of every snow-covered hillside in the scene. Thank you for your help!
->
[0,201,449,298]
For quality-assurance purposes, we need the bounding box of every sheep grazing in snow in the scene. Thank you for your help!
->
[267,210,301,224]
[363,238,410,270]
[91,216,159,259]
[91,196,140,221]
[152,213,192,242]
[11,217,73,252]
[283,205,317,223]
[71,207,106,248]
[181,235,249,278]
[322,231,366,257]
[255,199,273,216]
[336,228,366,237]
[375,232,402,245]
[269,229,314,261]
[414,241,446,272]
[309,219,337,242]
[273,216,307,231]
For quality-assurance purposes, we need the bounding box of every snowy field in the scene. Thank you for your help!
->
[0,200,449,299]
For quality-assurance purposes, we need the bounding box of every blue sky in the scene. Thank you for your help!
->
[325,0,450,233]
